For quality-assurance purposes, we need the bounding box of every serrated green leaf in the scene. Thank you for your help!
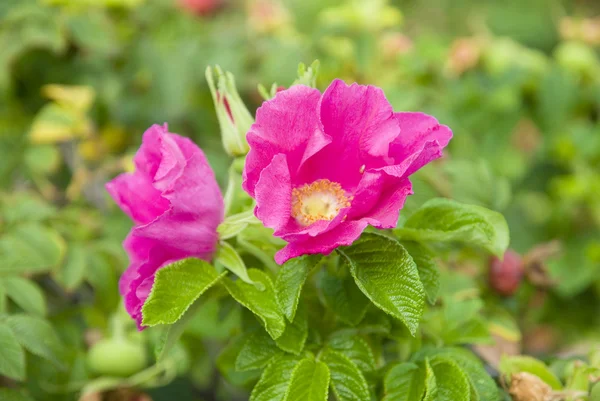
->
[499,355,562,390]
[276,255,321,322]
[319,265,370,326]
[155,298,205,362]
[250,354,302,401]
[6,315,65,369]
[0,223,66,274]
[285,359,330,401]
[402,241,440,304]
[422,360,437,401]
[141,258,226,326]
[395,198,510,257]
[224,269,286,340]
[338,233,425,336]
[217,336,262,387]
[236,331,281,372]
[431,358,470,401]
[328,333,376,373]
[216,241,254,285]
[383,362,426,401]
[0,323,25,381]
[1,276,46,316]
[413,347,500,401]
[321,348,370,401]
[58,243,87,291]
[276,303,308,355]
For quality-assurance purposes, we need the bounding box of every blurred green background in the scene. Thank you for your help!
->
[1,0,600,400]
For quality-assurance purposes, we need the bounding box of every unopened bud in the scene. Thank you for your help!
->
[206,66,253,157]
[489,250,524,296]
[509,372,552,401]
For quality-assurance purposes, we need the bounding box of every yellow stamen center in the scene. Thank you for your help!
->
[291,179,351,226]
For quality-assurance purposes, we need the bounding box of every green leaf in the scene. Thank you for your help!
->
[238,225,286,272]
[276,303,308,355]
[155,298,205,362]
[499,355,562,390]
[591,382,600,401]
[1,276,46,316]
[321,348,370,401]
[57,243,87,291]
[383,362,426,401]
[0,323,25,381]
[413,347,500,401]
[328,333,376,373]
[217,336,262,387]
[250,354,301,401]
[215,241,255,285]
[236,331,281,372]
[430,358,470,401]
[0,389,35,401]
[141,258,226,326]
[422,360,437,401]
[285,358,330,401]
[276,255,321,322]
[0,223,66,274]
[217,210,259,240]
[395,198,510,257]
[224,269,286,340]
[0,282,6,313]
[5,315,65,369]
[319,265,370,326]
[402,242,440,304]
[338,233,425,336]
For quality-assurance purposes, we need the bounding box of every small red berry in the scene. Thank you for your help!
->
[489,250,524,296]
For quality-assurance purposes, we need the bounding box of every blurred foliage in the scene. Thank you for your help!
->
[1,0,600,400]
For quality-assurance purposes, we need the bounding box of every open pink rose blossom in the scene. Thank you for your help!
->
[106,124,223,329]
[243,79,452,264]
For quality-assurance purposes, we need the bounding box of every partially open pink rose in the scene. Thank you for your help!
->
[106,124,223,329]
[243,80,452,264]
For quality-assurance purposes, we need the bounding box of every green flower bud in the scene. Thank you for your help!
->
[87,338,147,377]
[206,66,253,157]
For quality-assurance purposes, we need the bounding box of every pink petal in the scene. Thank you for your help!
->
[297,79,400,189]
[274,220,369,264]
[105,172,169,225]
[254,154,293,233]
[243,85,329,196]
[386,112,452,177]
[348,171,413,228]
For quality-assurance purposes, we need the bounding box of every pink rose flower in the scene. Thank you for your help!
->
[106,124,223,329]
[243,80,452,264]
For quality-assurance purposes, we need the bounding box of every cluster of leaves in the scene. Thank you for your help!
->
[142,197,510,401]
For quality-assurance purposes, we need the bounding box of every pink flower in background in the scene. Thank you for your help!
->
[106,124,223,329]
[243,80,452,264]
[179,0,222,16]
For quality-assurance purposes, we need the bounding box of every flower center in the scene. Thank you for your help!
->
[291,179,351,226]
